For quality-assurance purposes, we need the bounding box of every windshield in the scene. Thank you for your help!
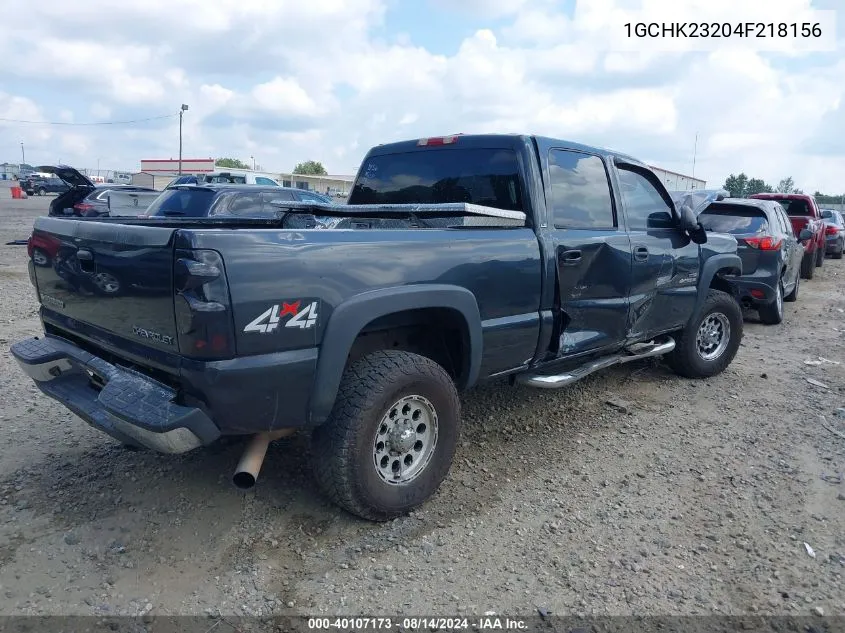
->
[698,207,769,235]
[348,148,524,211]
[146,188,217,217]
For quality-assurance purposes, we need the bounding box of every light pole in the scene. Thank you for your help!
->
[692,131,698,179]
[251,156,255,170]
[178,104,189,175]
[20,142,25,165]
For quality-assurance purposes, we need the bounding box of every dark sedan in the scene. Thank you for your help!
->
[145,184,333,217]
[698,198,809,325]
[821,209,845,259]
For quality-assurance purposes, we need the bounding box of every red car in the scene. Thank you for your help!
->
[749,193,825,279]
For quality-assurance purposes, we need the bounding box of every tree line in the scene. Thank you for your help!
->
[215,157,328,175]
[723,173,843,204]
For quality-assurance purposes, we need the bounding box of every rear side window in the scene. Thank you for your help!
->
[208,191,268,216]
[698,205,769,235]
[548,150,615,229]
[254,177,278,186]
[349,148,524,211]
[146,189,217,217]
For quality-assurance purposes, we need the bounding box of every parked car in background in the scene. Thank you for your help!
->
[145,184,332,217]
[749,193,825,279]
[36,165,97,216]
[698,198,808,324]
[820,209,845,259]
[22,175,70,197]
[72,184,159,217]
[202,170,281,186]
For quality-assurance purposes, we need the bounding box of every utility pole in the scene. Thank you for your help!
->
[251,156,255,170]
[692,131,698,179]
[20,142,25,165]
[178,104,189,175]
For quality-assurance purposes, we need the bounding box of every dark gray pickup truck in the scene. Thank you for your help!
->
[12,134,743,520]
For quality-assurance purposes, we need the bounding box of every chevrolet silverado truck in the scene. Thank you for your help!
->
[11,134,744,521]
[749,193,825,279]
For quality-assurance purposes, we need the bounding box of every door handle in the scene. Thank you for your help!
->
[559,249,582,266]
[634,245,649,261]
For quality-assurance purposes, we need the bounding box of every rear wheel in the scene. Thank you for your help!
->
[758,281,784,325]
[38,187,45,196]
[800,251,815,279]
[666,289,743,379]
[311,350,461,521]
[816,244,824,267]
[834,239,844,260]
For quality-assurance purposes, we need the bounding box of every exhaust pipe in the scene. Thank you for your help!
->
[232,429,295,490]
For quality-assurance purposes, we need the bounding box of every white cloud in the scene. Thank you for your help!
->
[0,0,842,193]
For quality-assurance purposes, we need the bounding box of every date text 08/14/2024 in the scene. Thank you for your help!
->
[307,616,528,630]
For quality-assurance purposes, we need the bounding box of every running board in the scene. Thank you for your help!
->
[515,338,675,389]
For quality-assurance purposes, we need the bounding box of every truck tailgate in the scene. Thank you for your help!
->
[31,217,180,354]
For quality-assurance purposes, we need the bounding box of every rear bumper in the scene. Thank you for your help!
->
[11,335,221,453]
[730,274,778,306]
[825,236,842,252]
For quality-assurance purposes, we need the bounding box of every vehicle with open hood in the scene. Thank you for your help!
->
[36,165,97,217]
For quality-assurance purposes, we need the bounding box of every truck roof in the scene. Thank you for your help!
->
[366,133,645,166]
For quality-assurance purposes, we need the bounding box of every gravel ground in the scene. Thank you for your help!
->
[0,196,844,618]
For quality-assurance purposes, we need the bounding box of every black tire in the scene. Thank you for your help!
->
[38,187,45,196]
[311,350,461,521]
[834,240,844,260]
[665,289,743,379]
[800,252,815,279]
[815,245,824,267]
[784,273,799,302]
[758,281,784,325]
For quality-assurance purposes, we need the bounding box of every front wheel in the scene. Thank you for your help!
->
[38,187,45,196]
[758,281,784,325]
[816,244,824,267]
[311,350,461,521]
[800,251,815,279]
[666,289,743,379]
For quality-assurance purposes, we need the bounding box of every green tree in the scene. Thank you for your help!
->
[776,176,796,194]
[215,157,250,169]
[723,173,749,198]
[293,160,328,176]
[746,178,772,195]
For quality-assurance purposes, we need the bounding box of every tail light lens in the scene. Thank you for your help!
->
[743,236,783,251]
[173,249,235,359]
[825,225,838,235]
[73,203,94,216]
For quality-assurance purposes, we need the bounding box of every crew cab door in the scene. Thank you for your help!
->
[545,148,633,356]
[614,164,699,339]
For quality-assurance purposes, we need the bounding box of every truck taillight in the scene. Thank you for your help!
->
[174,249,235,359]
[743,236,782,251]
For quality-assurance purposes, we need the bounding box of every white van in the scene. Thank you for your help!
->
[202,169,281,186]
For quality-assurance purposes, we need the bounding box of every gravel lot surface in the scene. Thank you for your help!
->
[0,196,844,619]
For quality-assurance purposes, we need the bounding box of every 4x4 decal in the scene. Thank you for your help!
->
[244,300,318,333]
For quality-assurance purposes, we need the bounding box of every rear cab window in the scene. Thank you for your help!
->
[775,199,810,216]
[349,147,524,212]
[698,204,769,235]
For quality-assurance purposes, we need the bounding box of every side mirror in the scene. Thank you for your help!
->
[798,228,813,241]
[679,204,708,244]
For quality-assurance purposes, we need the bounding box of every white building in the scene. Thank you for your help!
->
[650,166,706,191]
